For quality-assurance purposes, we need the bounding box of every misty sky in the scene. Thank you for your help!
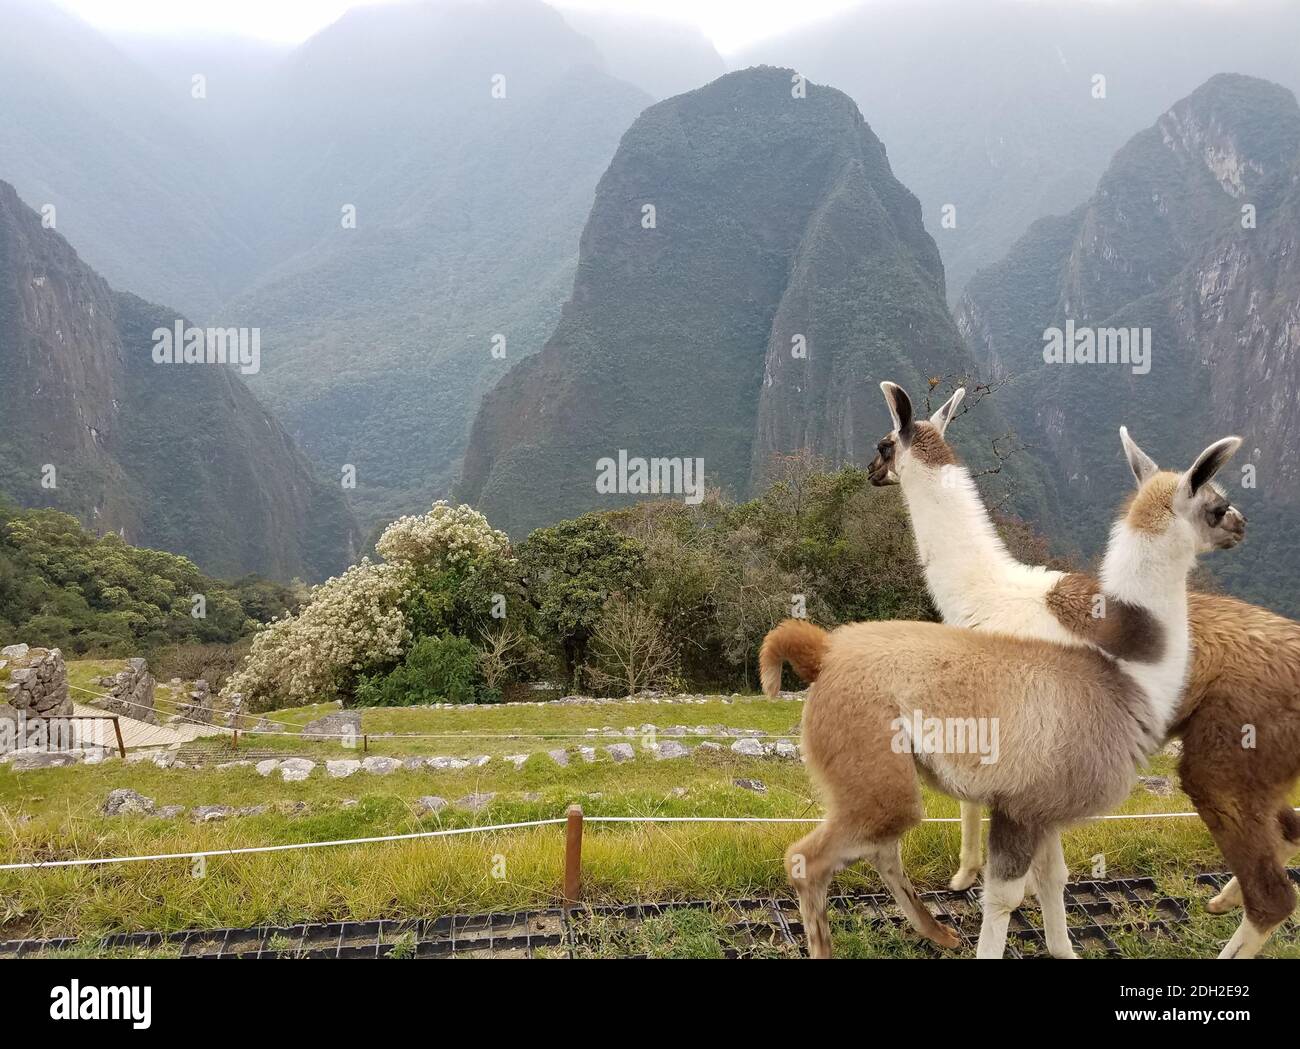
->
[57,0,862,54]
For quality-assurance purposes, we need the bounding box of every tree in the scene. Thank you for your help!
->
[518,514,645,688]
[586,594,677,695]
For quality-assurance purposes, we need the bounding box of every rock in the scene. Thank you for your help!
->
[697,741,723,752]
[100,659,157,724]
[504,753,530,769]
[341,799,359,808]
[1163,740,1184,758]
[255,759,281,777]
[402,756,427,771]
[521,792,542,802]
[277,758,315,781]
[651,741,689,760]
[0,643,29,660]
[102,788,156,815]
[236,805,269,817]
[1139,775,1173,797]
[577,747,596,763]
[361,756,400,775]
[193,806,232,822]
[456,792,496,813]
[428,756,470,770]
[669,787,689,798]
[11,750,80,769]
[605,743,635,762]
[772,740,800,759]
[326,759,361,779]
[416,796,447,814]
[731,738,766,757]
[734,778,767,793]
[547,748,570,767]
[151,752,177,769]
[467,755,491,768]
[155,805,186,819]
[215,760,252,770]
[301,710,362,741]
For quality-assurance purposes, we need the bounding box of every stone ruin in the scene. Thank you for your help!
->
[1,644,72,721]
[97,658,157,724]
[175,679,213,725]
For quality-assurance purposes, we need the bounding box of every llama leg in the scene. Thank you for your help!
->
[949,801,984,891]
[976,811,1043,959]
[1211,807,1298,959]
[868,839,960,949]
[1207,876,1243,914]
[1030,830,1076,959]
[785,820,874,959]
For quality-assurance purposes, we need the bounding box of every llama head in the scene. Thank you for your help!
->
[1118,427,1246,553]
[869,382,964,487]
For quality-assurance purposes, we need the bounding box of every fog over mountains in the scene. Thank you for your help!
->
[2,0,1298,612]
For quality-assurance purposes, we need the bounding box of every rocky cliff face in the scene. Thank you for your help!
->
[0,181,359,581]
[459,67,1021,537]
[957,75,1300,613]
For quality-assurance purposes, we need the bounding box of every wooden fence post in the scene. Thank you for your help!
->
[110,716,126,759]
[564,804,584,910]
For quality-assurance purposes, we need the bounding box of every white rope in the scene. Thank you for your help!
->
[4,807,1279,873]
[0,819,568,871]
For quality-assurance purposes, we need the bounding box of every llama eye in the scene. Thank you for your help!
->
[1209,506,1226,523]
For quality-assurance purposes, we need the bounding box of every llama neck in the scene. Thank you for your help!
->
[901,464,1019,625]
[1099,522,1195,740]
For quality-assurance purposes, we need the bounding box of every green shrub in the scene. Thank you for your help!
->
[354,634,487,706]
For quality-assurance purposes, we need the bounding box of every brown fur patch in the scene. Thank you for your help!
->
[1046,572,1165,663]
[760,619,829,695]
[1124,472,1180,533]
[908,422,957,467]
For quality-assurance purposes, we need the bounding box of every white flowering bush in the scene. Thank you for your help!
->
[224,559,411,708]
[376,501,509,571]
[224,503,513,709]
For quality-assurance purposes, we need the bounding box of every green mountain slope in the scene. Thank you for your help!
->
[957,74,1300,614]
[0,181,359,582]
[459,67,1041,537]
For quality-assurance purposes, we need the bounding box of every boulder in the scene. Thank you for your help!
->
[546,748,570,767]
[361,755,400,775]
[301,710,362,741]
[254,758,281,777]
[504,753,530,769]
[733,778,767,793]
[651,741,689,760]
[605,743,635,762]
[731,738,766,757]
[279,758,316,782]
[416,796,447,814]
[456,792,496,813]
[326,759,361,779]
[102,788,156,815]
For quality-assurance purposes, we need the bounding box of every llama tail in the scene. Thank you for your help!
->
[760,619,830,697]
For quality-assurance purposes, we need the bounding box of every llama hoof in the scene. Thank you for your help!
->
[1206,896,1241,915]
[949,867,980,891]
[931,925,961,950]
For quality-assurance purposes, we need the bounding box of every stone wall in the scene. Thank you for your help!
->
[1,644,72,718]
[175,679,212,725]
[97,658,157,724]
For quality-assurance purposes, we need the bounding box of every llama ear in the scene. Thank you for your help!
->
[1182,436,1242,496]
[928,387,965,437]
[880,381,915,441]
[1119,426,1159,488]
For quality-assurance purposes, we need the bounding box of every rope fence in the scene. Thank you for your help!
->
[4,807,1282,873]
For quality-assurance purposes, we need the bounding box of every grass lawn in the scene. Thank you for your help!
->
[3,671,1298,958]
